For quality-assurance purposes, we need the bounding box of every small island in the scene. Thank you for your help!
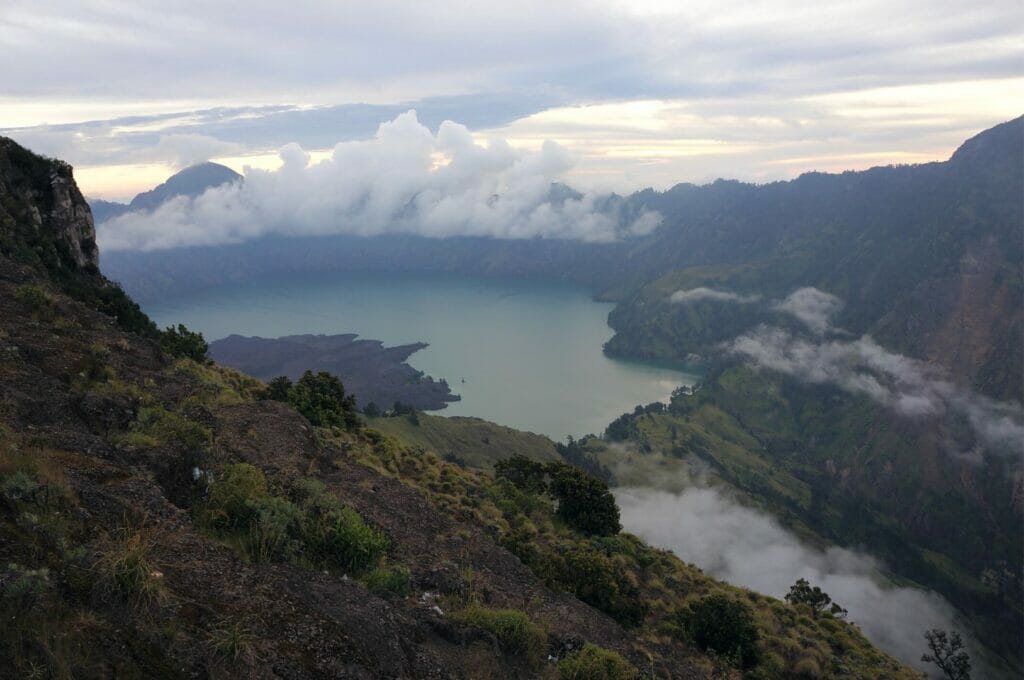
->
[208,333,460,411]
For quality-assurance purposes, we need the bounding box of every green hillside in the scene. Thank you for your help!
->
[367,412,561,469]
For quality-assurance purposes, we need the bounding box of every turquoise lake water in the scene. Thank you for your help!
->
[144,271,695,440]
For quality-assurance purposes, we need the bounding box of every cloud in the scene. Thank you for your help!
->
[616,485,982,674]
[670,287,761,305]
[773,286,843,334]
[4,1,1022,195]
[96,111,661,250]
[728,325,1024,455]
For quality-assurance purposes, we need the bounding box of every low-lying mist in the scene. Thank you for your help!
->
[616,485,980,675]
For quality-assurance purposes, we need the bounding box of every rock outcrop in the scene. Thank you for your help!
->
[0,137,98,271]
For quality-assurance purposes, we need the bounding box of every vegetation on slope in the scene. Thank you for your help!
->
[367,411,561,468]
[597,371,1022,672]
[328,424,919,678]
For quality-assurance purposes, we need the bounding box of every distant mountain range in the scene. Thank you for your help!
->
[89,161,241,223]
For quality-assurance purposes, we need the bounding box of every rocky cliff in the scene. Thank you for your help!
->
[0,137,98,272]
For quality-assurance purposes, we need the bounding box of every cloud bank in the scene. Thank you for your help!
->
[729,325,1024,455]
[773,286,843,335]
[96,111,661,251]
[616,486,977,673]
[670,287,761,305]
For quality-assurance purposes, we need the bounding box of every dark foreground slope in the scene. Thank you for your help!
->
[0,139,923,679]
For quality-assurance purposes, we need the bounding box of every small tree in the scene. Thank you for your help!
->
[495,455,549,494]
[362,402,380,418]
[288,370,360,431]
[677,594,760,669]
[785,578,842,617]
[547,463,621,536]
[921,629,971,680]
[266,376,293,402]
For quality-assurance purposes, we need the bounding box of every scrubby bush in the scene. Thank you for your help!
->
[160,323,209,362]
[265,370,361,431]
[450,603,546,663]
[1,471,40,504]
[126,406,212,451]
[245,495,303,563]
[551,545,647,627]
[363,563,412,599]
[200,469,388,574]
[495,455,549,494]
[494,458,621,536]
[557,643,638,680]
[677,593,760,669]
[1,564,51,611]
[94,527,164,605]
[204,463,269,529]
[14,284,54,319]
[206,617,257,664]
[303,504,388,574]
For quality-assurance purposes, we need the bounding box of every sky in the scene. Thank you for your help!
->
[1,0,1022,200]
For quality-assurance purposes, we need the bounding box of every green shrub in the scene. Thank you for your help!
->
[545,545,647,627]
[303,505,388,574]
[204,463,269,529]
[265,376,293,402]
[495,455,549,494]
[677,593,760,669]
[547,464,620,536]
[287,370,360,430]
[126,406,212,451]
[1,471,40,504]
[363,563,412,599]
[160,323,209,362]
[1,564,51,611]
[451,603,546,663]
[557,643,638,680]
[202,470,387,573]
[14,285,54,318]
[244,495,303,563]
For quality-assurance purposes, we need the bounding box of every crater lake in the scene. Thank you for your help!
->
[144,271,696,439]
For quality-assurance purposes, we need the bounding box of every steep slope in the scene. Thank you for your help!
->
[606,116,1023,400]
[0,138,921,678]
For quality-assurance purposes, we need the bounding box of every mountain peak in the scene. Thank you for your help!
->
[128,161,242,213]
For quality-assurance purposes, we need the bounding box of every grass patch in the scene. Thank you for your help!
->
[363,563,412,599]
[93,526,164,605]
[197,465,390,575]
[558,643,638,680]
[449,602,547,664]
[206,617,256,665]
[115,405,212,450]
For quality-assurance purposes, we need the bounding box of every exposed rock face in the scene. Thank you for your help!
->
[0,136,99,272]
[47,164,99,269]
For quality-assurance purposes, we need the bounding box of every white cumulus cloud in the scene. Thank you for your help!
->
[97,111,661,251]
